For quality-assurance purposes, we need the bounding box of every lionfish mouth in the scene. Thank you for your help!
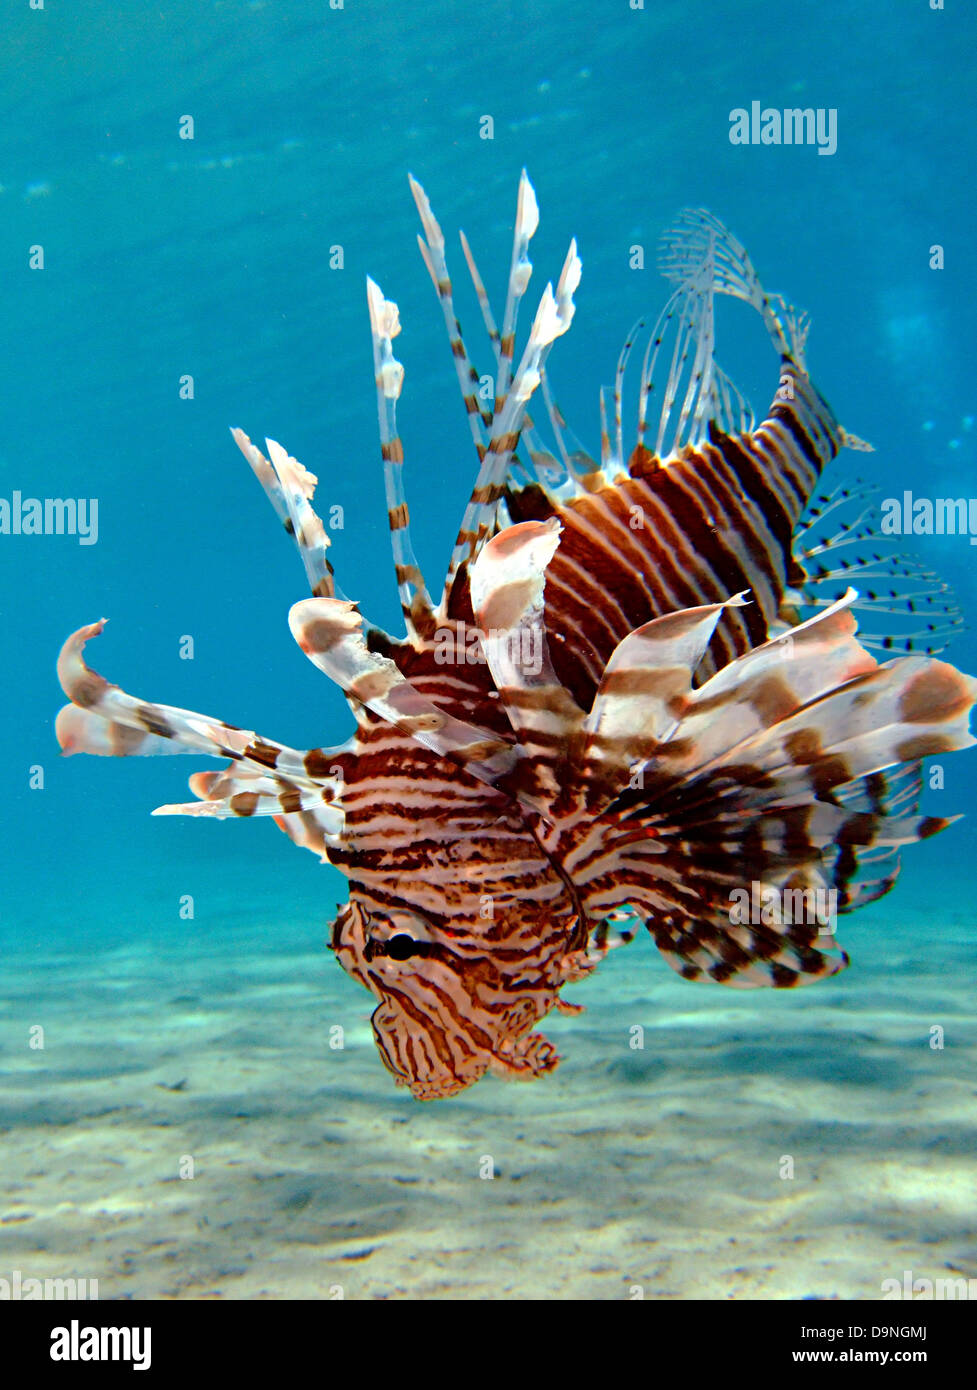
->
[54,171,975,1099]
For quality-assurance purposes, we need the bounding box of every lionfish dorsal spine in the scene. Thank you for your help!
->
[460,223,595,502]
[364,276,435,635]
[410,172,581,600]
[231,429,339,601]
[410,174,493,461]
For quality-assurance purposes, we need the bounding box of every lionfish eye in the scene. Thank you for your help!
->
[385,933,422,961]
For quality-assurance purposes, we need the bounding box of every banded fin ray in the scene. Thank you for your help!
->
[288,596,518,789]
[410,173,581,600]
[504,205,850,708]
[825,761,924,910]
[580,591,751,806]
[364,277,437,635]
[56,620,348,828]
[410,175,491,464]
[231,430,339,601]
[154,766,344,842]
[458,224,593,504]
[549,587,977,988]
[635,788,959,990]
[790,480,965,656]
[641,651,977,814]
[469,518,583,807]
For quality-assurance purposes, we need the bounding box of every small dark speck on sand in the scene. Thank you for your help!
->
[341,1247,377,1262]
[156,1079,188,1092]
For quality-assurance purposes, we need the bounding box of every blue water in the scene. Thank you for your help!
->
[2,0,976,1300]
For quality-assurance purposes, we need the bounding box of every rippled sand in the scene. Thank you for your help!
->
[2,890,975,1300]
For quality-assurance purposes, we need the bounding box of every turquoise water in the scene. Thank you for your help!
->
[2,1,976,1299]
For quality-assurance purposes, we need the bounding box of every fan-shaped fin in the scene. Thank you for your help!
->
[56,620,348,836]
[581,592,750,804]
[288,597,516,787]
[469,518,581,806]
[791,480,965,656]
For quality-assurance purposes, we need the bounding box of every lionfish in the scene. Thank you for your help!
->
[57,174,976,1100]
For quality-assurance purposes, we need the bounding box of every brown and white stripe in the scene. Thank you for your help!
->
[54,176,977,1099]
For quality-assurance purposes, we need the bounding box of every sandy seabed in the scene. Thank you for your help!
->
[2,900,975,1301]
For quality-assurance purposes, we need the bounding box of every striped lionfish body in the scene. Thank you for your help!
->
[57,176,976,1099]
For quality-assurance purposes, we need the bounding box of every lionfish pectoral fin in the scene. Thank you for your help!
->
[643,594,976,813]
[153,765,345,848]
[583,911,640,966]
[608,600,975,985]
[631,589,871,791]
[826,760,924,911]
[56,620,348,841]
[579,592,751,809]
[57,700,196,759]
[469,518,584,808]
[645,767,970,991]
[645,899,851,991]
[287,596,517,787]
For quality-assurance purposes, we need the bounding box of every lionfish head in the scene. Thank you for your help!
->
[330,898,563,1100]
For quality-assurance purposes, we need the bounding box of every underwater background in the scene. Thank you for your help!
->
[2,0,975,1298]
